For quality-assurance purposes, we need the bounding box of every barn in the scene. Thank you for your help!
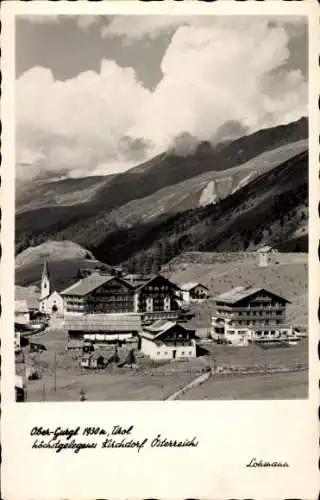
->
[64,313,142,346]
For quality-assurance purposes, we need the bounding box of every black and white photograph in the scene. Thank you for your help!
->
[14,14,309,403]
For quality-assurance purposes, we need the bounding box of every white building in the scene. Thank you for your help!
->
[179,282,209,304]
[38,258,64,315]
[140,320,196,360]
[15,300,30,325]
[39,291,64,315]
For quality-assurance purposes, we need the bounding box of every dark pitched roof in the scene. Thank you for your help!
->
[215,286,290,304]
[180,282,209,291]
[64,313,141,332]
[61,273,114,296]
[127,274,179,291]
[141,320,194,340]
[61,273,135,297]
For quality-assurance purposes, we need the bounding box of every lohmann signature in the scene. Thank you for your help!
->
[246,457,289,468]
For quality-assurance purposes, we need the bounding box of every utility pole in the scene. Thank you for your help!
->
[54,352,57,392]
[42,383,45,402]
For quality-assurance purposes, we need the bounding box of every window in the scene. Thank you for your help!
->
[157,352,160,355]
[189,351,192,355]
[181,351,185,355]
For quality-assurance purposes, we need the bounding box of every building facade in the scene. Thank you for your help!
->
[140,321,196,360]
[39,291,64,315]
[61,273,136,315]
[257,246,277,267]
[211,286,293,346]
[132,275,180,324]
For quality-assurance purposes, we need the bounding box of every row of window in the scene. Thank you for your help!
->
[229,320,283,326]
[156,351,193,356]
[143,286,169,292]
[227,330,288,336]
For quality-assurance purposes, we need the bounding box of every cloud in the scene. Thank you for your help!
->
[101,16,192,41]
[76,16,100,31]
[20,14,100,31]
[126,19,307,153]
[19,15,61,24]
[16,62,151,179]
[16,18,307,181]
[101,15,306,42]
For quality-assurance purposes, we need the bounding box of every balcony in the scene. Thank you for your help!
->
[217,305,285,313]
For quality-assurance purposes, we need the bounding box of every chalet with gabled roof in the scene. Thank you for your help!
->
[129,274,181,324]
[61,272,181,325]
[211,286,295,346]
[139,320,196,360]
[61,273,136,315]
[178,282,209,304]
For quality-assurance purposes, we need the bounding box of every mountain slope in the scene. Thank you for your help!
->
[15,118,308,254]
[16,175,115,214]
[90,150,308,270]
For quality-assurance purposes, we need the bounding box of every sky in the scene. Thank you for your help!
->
[16,15,308,182]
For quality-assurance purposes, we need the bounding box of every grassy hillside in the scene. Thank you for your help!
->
[163,252,308,328]
[15,118,307,255]
[15,240,110,291]
[15,240,94,269]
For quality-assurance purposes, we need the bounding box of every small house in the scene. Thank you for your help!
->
[257,246,277,267]
[80,354,92,369]
[15,300,30,325]
[80,350,105,369]
[139,320,196,360]
[179,282,209,304]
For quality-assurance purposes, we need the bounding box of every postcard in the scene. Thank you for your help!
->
[1,1,318,499]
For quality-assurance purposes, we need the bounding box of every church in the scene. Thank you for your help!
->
[38,258,64,315]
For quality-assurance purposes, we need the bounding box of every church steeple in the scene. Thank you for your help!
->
[40,256,50,300]
[42,257,50,280]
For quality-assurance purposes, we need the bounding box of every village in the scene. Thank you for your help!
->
[14,246,308,402]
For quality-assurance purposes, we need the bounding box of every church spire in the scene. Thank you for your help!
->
[40,255,50,300]
[42,256,50,281]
